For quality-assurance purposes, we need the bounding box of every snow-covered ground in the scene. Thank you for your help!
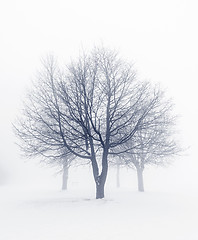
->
[1,163,198,240]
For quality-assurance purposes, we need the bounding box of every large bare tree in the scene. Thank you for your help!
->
[55,48,171,198]
[14,47,178,199]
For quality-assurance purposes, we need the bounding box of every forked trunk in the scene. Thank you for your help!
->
[136,167,144,192]
[94,149,108,199]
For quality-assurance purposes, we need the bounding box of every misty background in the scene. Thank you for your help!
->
[0,0,198,192]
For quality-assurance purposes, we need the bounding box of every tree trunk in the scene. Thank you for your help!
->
[94,148,108,199]
[96,181,105,199]
[62,164,69,190]
[136,167,144,192]
[116,163,120,188]
[95,167,108,199]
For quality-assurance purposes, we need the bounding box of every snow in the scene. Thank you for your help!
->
[1,166,198,240]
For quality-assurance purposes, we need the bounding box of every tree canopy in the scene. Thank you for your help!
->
[13,47,179,198]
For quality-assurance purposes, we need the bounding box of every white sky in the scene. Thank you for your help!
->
[0,0,198,188]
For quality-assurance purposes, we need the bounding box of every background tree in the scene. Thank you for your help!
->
[109,155,125,188]
[122,88,179,192]
[13,56,76,190]
[54,151,76,190]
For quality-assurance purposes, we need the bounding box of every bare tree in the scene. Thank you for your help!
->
[14,47,178,199]
[55,47,168,198]
[122,88,179,192]
[13,56,76,190]
[55,151,76,191]
[108,155,125,188]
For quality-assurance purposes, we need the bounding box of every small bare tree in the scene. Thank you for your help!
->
[108,155,125,188]
[54,151,76,190]
[122,88,179,192]
[13,56,76,190]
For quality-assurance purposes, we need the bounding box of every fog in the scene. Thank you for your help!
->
[0,0,197,188]
[0,0,198,239]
